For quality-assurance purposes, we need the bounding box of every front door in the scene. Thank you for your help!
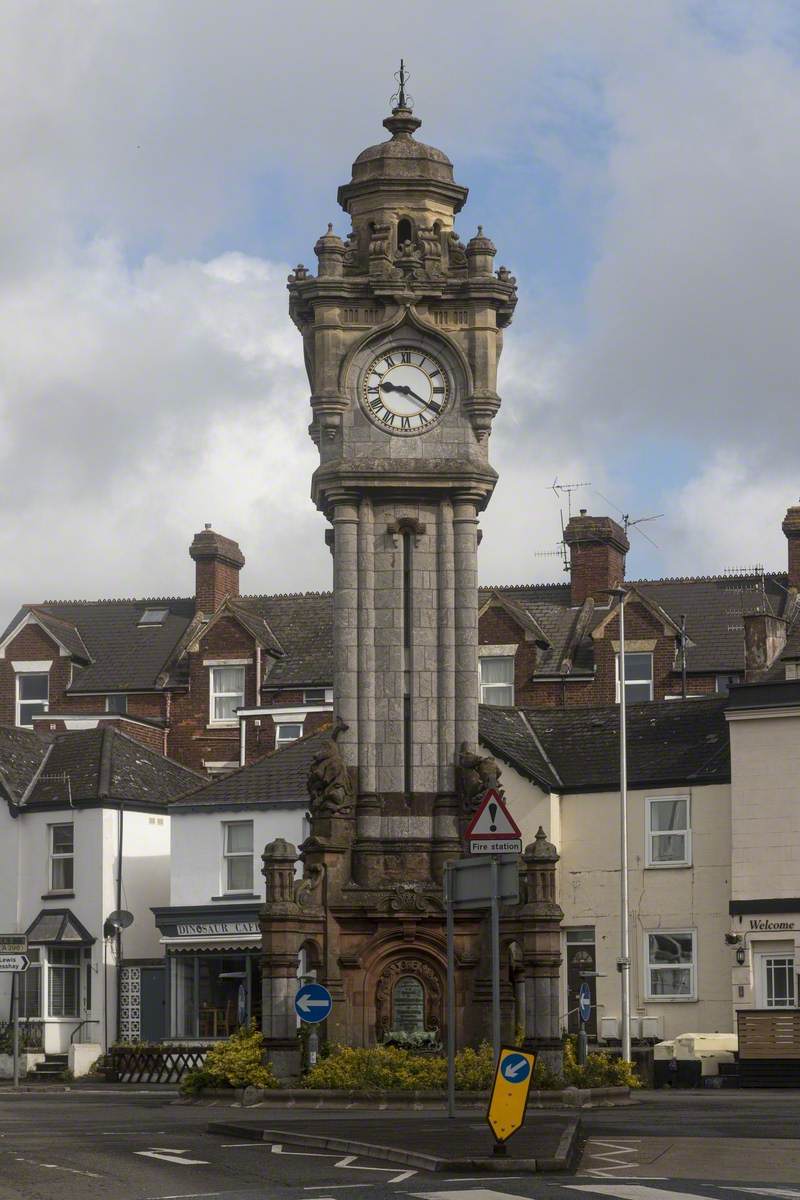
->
[758,954,797,1009]
[566,928,597,1035]
[140,968,166,1042]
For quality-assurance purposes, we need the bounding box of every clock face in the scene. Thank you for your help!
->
[360,346,450,435]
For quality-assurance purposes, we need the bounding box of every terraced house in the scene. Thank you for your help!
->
[2,505,800,776]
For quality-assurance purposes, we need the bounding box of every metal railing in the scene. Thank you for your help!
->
[70,1019,100,1045]
[0,1019,43,1051]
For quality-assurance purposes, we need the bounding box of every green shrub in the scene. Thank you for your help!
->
[179,1023,280,1095]
[453,1041,494,1090]
[562,1034,641,1089]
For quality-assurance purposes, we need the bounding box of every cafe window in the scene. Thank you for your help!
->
[222,821,253,893]
[173,953,261,1039]
[645,930,696,1000]
[647,797,691,867]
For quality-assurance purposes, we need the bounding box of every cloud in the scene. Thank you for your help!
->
[1,0,799,621]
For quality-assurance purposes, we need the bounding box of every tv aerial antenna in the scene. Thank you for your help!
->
[593,489,663,551]
[533,477,592,573]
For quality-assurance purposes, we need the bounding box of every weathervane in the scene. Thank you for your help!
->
[391,59,413,110]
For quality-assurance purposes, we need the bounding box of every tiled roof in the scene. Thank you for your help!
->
[2,569,795,697]
[0,725,49,805]
[23,727,200,809]
[173,723,331,810]
[479,696,730,792]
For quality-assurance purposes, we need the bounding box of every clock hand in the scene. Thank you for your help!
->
[381,381,428,405]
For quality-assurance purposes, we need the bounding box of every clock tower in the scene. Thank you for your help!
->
[261,69,562,1076]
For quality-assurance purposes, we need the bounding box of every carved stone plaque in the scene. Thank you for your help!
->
[392,975,425,1034]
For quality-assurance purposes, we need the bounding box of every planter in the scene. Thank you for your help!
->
[182,1084,631,1108]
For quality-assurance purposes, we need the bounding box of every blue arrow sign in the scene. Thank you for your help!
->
[499,1052,531,1084]
[294,982,332,1024]
[579,982,592,1024]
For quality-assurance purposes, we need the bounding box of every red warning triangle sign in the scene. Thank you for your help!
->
[464,788,521,841]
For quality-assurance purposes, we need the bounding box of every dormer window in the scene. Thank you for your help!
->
[138,608,168,627]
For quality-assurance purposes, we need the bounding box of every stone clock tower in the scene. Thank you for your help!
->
[261,72,562,1077]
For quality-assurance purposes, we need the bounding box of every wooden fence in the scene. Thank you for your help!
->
[738,1009,800,1060]
[107,1044,211,1083]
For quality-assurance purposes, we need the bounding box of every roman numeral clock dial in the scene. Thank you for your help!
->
[360,346,450,435]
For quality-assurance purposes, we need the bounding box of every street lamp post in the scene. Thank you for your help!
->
[611,586,631,1063]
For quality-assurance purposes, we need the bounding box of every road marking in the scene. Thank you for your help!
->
[567,1186,715,1200]
[732,1193,800,1199]
[302,1186,372,1191]
[269,1143,339,1157]
[581,1138,643,1178]
[219,1142,265,1147]
[13,1155,102,1178]
[136,1147,210,1166]
[443,1178,524,1183]
[410,1190,535,1199]
[145,1194,224,1199]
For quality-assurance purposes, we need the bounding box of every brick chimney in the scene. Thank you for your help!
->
[743,611,787,681]
[782,505,800,590]
[190,525,245,614]
[563,511,629,605]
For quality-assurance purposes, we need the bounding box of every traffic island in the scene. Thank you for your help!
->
[207,1113,581,1173]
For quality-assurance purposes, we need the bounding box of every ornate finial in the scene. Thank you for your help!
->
[391,58,413,110]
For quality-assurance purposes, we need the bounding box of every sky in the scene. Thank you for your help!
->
[2,0,800,617]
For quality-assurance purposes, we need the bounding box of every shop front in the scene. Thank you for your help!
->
[153,905,263,1041]
[731,903,799,1014]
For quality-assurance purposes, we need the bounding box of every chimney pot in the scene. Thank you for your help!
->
[744,611,787,681]
[190,527,245,614]
[563,513,629,605]
[782,505,800,590]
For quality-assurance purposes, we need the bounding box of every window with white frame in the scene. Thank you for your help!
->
[48,947,81,1017]
[223,821,254,892]
[16,673,48,726]
[210,666,245,724]
[275,722,303,748]
[19,948,41,1018]
[49,823,74,891]
[616,651,653,703]
[480,656,514,706]
[646,930,696,999]
[106,693,128,714]
[762,955,797,1008]
[303,688,326,704]
[647,796,691,866]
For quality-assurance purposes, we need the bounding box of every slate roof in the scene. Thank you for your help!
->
[1,568,795,696]
[0,725,49,804]
[2,726,200,811]
[172,724,330,811]
[479,696,730,792]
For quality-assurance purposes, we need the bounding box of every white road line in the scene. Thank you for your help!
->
[136,1148,210,1166]
[410,1190,537,1200]
[302,1186,373,1191]
[219,1142,265,1147]
[566,1185,715,1200]
[145,1194,224,1199]
[442,1177,524,1183]
[13,1154,102,1179]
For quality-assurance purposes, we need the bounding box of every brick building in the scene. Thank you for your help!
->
[1,505,799,774]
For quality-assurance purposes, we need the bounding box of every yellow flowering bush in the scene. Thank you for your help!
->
[303,1041,500,1092]
[562,1034,641,1089]
[181,1022,280,1094]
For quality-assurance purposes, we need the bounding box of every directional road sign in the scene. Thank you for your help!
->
[486,1045,536,1145]
[465,788,522,855]
[0,935,27,955]
[0,954,29,973]
[294,982,333,1024]
[579,982,592,1024]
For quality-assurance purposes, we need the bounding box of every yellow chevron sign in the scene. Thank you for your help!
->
[486,1046,536,1144]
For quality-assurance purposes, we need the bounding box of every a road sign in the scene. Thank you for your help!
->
[579,982,592,1024]
[0,935,27,954]
[294,982,333,1024]
[465,789,522,855]
[444,854,519,910]
[486,1045,536,1144]
[0,954,29,973]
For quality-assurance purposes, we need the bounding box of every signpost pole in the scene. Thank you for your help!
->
[490,855,501,1066]
[11,972,19,1089]
[445,861,456,1119]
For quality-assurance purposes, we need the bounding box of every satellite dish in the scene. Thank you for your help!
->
[105,909,134,930]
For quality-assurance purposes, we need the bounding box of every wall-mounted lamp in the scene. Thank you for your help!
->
[736,946,746,966]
